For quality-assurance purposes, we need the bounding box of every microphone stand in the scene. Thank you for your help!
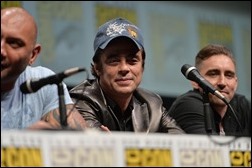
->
[57,82,67,129]
[203,92,212,134]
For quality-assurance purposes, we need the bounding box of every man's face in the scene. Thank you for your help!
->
[1,9,36,87]
[198,55,238,106]
[95,38,144,99]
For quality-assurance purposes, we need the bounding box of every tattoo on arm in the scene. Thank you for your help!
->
[41,104,86,130]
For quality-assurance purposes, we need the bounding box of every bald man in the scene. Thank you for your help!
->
[1,7,86,130]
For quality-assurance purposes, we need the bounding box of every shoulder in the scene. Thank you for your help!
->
[70,79,95,94]
[174,90,202,102]
[135,87,162,99]
[233,93,249,100]
[168,90,203,113]
[134,88,163,106]
[231,93,250,107]
[24,66,55,78]
[70,79,102,104]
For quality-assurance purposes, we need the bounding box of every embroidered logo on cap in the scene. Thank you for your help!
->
[106,22,138,39]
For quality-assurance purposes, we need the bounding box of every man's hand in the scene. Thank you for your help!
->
[100,125,111,132]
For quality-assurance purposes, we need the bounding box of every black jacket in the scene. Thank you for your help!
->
[70,79,184,134]
[168,89,251,137]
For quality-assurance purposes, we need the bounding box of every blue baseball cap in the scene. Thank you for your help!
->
[93,17,144,54]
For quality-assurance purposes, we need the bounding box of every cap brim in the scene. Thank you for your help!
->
[99,35,142,50]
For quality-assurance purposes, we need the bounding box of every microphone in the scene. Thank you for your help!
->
[181,64,229,104]
[20,67,86,94]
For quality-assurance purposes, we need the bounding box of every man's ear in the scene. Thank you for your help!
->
[29,44,41,65]
[234,76,238,91]
[191,81,200,89]
[94,63,100,76]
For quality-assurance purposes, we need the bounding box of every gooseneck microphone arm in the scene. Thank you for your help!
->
[202,92,212,134]
[57,82,67,128]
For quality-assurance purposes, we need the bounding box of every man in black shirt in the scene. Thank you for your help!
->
[168,44,251,137]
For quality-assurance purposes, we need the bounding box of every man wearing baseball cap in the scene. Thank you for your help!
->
[70,17,184,133]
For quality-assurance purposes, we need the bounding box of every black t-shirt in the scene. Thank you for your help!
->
[105,95,134,131]
[168,89,251,137]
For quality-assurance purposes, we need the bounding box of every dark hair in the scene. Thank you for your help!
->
[195,44,236,69]
[91,48,103,78]
[91,48,146,78]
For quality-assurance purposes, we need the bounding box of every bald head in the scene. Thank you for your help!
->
[1,7,38,45]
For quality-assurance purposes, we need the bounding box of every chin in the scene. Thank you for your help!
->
[116,88,134,94]
[211,98,226,106]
